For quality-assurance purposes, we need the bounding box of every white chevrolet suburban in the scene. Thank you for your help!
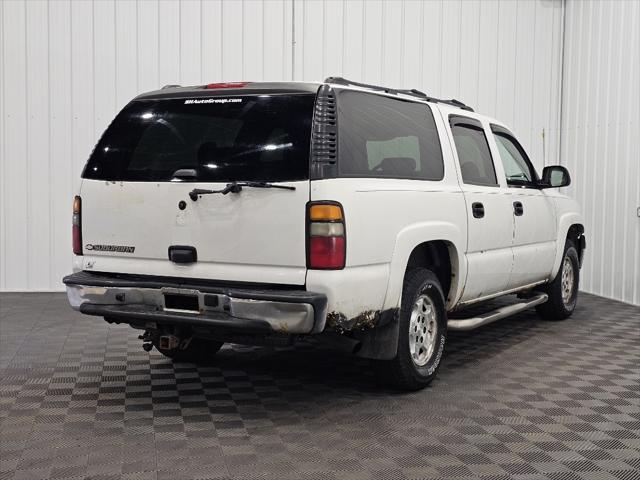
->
[64,78,586,390]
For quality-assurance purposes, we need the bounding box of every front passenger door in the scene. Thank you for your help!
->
[490,125,556,288]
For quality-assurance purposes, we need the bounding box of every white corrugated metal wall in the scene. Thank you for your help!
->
[0,0,565,292]
[292,0,565,171]
[3,0,634,307]
[1,0,296,292]
[560,0,640,305]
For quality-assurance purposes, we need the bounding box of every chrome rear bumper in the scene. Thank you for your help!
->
[63,272,327,335]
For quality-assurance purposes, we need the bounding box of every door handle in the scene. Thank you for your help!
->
[513,201,524,216]
[168,245,198,264]
[472,202,485,218]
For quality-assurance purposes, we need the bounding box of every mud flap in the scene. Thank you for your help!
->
[352,308,399,360]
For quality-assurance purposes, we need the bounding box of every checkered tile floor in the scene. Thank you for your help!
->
[1,292,639,480]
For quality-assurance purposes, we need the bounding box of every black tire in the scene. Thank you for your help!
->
[377,268,447,391]
[153,337,223,363]
[536,240,580,320]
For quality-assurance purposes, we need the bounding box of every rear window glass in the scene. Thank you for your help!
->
[337,91,444,180]
[83,94,315,182]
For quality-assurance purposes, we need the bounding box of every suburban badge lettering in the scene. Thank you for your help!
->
[85,244,135,253]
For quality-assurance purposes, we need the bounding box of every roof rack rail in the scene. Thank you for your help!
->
[323,76,474,112]
[161,84,181,89]
[324,76,398,94]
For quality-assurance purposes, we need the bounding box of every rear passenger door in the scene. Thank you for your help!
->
[448,115,514,303]
[489,125,557,287]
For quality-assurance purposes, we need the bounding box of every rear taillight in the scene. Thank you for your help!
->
[72,196,82,255]
[307,202,345,269]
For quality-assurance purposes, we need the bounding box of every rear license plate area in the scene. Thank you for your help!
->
[163,293,199,312]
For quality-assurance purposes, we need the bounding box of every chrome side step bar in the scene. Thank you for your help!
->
[448,293,548,331]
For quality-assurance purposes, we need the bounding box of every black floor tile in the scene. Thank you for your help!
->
[0,292,638,480]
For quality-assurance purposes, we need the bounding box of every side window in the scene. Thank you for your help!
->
[337,91,444,180]
[449,116,498,187]
[491,127,537,187]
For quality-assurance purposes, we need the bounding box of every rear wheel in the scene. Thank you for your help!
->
[153,336,223,363]
[378,268,447,390]
[536,240,580,320]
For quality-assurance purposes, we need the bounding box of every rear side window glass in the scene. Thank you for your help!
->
[83,94,315,182]
[450,118,498,187]
[337,91,444,180]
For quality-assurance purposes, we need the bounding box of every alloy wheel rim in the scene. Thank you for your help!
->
[561,257,575,305]
[409,294,438,367]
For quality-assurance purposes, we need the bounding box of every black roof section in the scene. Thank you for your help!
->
[134,82,321,101]
[324,76,474,111]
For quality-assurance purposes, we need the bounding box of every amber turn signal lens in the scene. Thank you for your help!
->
[309,204,343,221]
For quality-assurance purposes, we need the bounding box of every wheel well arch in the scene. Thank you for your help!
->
[404,240,456,303]
[566,223,585,265]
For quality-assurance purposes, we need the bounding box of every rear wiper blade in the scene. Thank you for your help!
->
[189,181,296,201]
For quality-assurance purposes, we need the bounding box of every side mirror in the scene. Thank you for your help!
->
[540,165,571,188]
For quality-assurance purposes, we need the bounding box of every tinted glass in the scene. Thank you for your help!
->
[337,91,444,180]
[494,132,535,186]
[83,95,315,182]
[450,123,498,186]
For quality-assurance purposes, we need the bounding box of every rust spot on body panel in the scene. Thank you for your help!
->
[327,309,380,332]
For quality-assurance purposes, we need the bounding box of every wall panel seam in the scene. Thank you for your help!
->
[47,0,52,289]
[0,0,5,288]
[24,0,30,288]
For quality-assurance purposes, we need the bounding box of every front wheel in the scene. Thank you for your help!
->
[536,240,580,320]
[377,268,447,391]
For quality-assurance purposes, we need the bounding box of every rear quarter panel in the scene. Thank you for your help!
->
[306,178,467,319]
[306,102,467,320]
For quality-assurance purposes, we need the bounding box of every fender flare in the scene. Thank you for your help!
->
[382,221,466,311]
[356,222,465,360]
[551,212,585,279]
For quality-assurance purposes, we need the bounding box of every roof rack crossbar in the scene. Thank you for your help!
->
[323,77,474,112]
